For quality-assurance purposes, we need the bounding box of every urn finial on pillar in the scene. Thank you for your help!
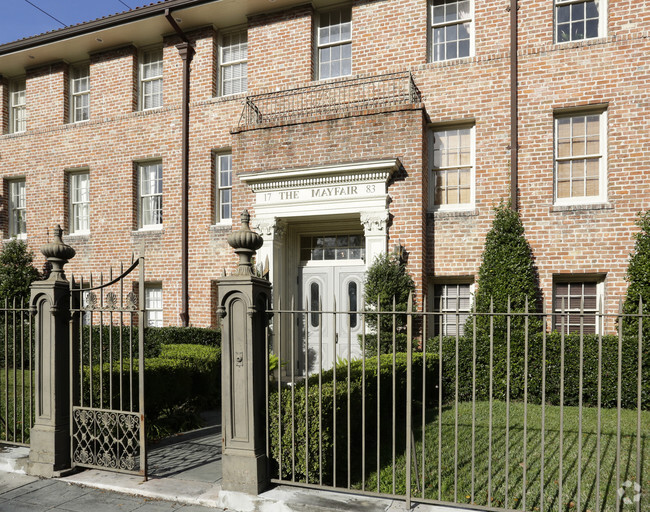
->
[40,225,76,281]
[227,210,263,276]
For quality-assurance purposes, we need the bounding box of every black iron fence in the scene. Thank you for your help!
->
[266,296,648,512]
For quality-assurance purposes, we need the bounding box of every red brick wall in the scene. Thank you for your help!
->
[0,0,647,328]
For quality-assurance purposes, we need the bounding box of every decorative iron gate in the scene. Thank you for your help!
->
[69,258,146,476]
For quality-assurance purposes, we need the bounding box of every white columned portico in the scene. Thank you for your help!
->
[241,159,399,372]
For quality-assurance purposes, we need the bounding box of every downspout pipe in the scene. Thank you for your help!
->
[165,9,195,327]
[509,0,519,210]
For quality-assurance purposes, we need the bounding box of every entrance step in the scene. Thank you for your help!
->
[0,445,29,474]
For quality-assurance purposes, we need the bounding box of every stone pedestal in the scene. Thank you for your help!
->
[28,225,75,477]
[218,211,271,495]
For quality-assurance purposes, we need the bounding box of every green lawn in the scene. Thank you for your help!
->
[0,368,34,445]
[359,401,649,512]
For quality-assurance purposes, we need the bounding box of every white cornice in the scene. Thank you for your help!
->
[239,159,399,192]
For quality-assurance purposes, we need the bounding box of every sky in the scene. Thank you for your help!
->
[0,0,155,46]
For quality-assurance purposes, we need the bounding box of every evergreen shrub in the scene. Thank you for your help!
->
[623,210,650,338]
[362,252,415,355]
[268,352,438,483]
[0,239,40,303]
[438,332,648,410]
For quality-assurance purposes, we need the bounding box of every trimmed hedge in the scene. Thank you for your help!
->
[269,352,438,484]
[82,343,221,417]
[438,332,649,410]
[79,325,221,364]
[145,326,220,347]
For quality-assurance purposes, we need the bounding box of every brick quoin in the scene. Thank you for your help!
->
[0,0,647,333]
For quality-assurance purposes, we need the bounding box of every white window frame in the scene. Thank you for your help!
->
[553,277,604,334]
[70,64,90,123]
[429,124,476,212]
[145,284,163,327]
[219,29,248,97]
[8,179,26,239]
[138,162,163,230]
[9,79,26,134]
[429,281,474,338]
[554,0,606,44]
[316,6,352,80]
[139,48,163,111]
[215,153,233,224]
[69,171,90,235]
[554,110,607,206]
[430,0,474,62]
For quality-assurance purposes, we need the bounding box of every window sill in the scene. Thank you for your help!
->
[554,36,607,48]
[429,209,478,219]
[551,202,612,213]
[132,227,164,237]
[64,232,91,241]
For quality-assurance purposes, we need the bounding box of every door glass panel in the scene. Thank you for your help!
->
[348,281,358,328]
[310,282,320,327]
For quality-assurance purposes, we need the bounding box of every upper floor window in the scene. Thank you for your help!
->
[70,64,90,123]
[8,179,26,238]
[430,0,472,61]
[317,7,352,80]
[140,48,163,110]
[215,153,232,223]
[69,172,90,235]
[9,79,26,134]
[138,162,163,229]
[554,111,606,204]
[555,0,602,43]
[430,125,475,210]
[220,30,248,96]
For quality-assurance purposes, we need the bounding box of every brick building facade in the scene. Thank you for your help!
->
[0,0,648,364]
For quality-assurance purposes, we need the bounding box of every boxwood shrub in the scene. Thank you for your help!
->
[438,332,649,410]
[79,325,221,364]
[269,352,438,485]
[82,343,221,417]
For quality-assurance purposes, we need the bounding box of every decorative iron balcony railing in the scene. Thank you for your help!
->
[238,71,422,127]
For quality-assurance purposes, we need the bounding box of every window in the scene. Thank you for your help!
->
[9,79,26,134]
[70,64,90,122]
[140,48,163,110]
[220,30,247,96]
[430,126,474,210]
[145,285,163,327]
[555,0,602,43]
[554,280,601,334]
[432,283,471,337]
[138,162,163,229]
[300,235,365,261]
[317,7,352,80]
[215,153,232,222]
[69,172,89,235]
[8,179,26,238]
[554,111,606,204]
[430,0,472,61]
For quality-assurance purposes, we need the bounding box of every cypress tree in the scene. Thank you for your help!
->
[622,210,650,338]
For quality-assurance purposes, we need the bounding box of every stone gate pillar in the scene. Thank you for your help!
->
[218,211,271,494]
[28,225,76,477]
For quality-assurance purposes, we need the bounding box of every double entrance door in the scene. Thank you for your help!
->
[299,264,365,371]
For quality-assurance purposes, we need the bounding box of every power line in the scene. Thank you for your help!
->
[23,0,67,28]
[118,0,133,9]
